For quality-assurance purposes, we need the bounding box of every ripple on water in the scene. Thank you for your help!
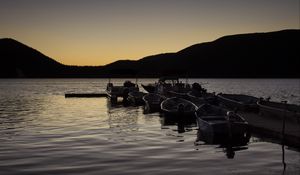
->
[0,79,299,175]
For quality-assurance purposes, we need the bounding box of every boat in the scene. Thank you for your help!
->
[195,104,251,145]
[106,80,139,103]
[195,136,249,159]
[166,83,191,98]
[257,99,300,123]
[187,91,217,106]
[142,77,191,97]
[127,91,146,106]
[218,93,259,112]
[160,97,198,121]
[165,80,192,98]
[184,83,218,106]
[143,93,166,113]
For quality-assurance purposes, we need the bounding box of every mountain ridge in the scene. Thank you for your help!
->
[1,29,299,78]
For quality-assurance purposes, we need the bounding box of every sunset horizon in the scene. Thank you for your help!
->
[1,0,299,66]
[1,1,300,174]
[1,28,298,67]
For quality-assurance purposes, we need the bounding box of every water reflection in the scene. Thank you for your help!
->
[107,99,140,140]
[0,79,299,175]
[160,113,196,133]
[282,144,286,173]
[221,144,249,159]
[0,94,49,139]
[251,132,300,172]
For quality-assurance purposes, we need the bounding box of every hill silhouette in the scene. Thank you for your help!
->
[0,38,64,77]
[0,38,103,78]
[1,29,299,78]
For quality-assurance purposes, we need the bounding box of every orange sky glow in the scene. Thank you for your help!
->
[0,0,299,66]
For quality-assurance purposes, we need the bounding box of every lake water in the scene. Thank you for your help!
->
[0,79,299,175]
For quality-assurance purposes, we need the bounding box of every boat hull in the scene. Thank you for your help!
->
[127,92,146,106]
[218,94,259,112]
[187,91,218,107]
[196,117,250,145]
[258,100,300,123]
[161,97,198,122]
[195,104,251,145]
[143,93,165,113]
[106,82,139,103]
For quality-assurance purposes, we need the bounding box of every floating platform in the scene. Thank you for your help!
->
[65,93,107,98]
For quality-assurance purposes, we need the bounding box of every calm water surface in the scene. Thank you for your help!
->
[0,79,299,175]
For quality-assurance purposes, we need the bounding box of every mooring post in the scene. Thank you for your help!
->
[281,100,287,171]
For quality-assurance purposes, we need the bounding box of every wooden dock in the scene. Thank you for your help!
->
[65,93,107,98]
[238,111,300,148]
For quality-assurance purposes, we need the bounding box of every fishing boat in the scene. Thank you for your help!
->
[186,91,207,106]
[184,82,217,106]
[195,135,249,159]
[127,91,146,106]
[187,91,217,106]
[218,93,259,112]
[165,79,192,98]
[142,77,191,97]
[141,77,177,94]
[106,80,139,103]
[195,104,251,145]
[257,99,300,123]
[160,97,198,119]
[143,93,166,113]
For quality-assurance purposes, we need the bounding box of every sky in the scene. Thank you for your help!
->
[0,0,299,66]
